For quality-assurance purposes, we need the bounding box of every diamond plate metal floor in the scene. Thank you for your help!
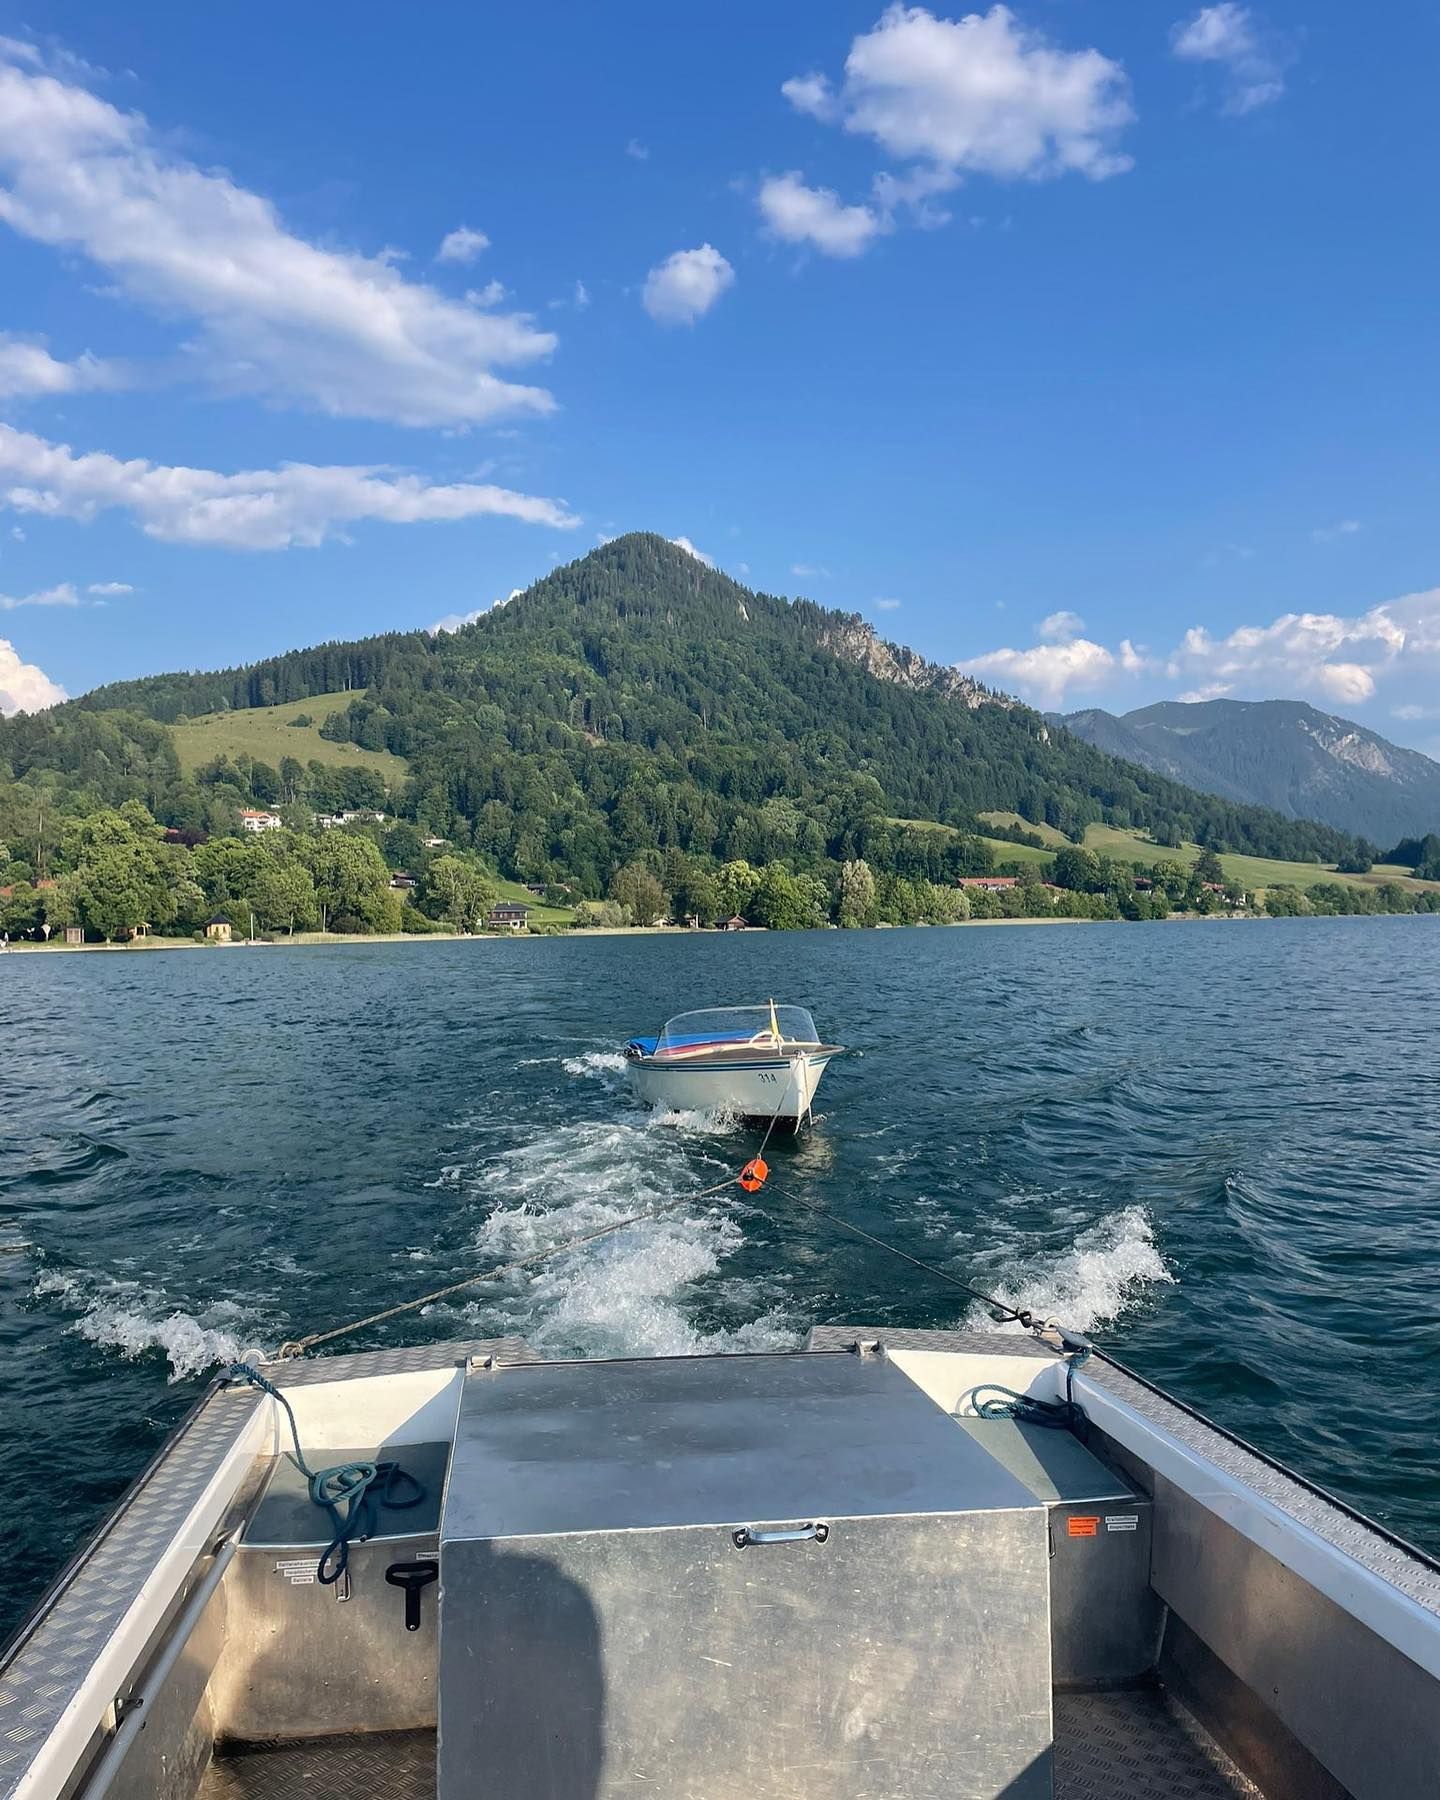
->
[1055,1690,1262,1799]
[196,1695,1255,1800]
[198,1731,435,1800]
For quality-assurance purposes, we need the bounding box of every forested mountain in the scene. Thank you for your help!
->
[1060,699,1440,845]
[6,536,1364,898]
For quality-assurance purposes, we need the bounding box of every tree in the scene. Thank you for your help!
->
[252,863,320,933]
[310,832,395,932]
[424,855,496,932]
[1051,846,1101,893]
[610,863,666,926]
[1194,847,1225,885]
[715,859,761,920]
[837,859,876,928]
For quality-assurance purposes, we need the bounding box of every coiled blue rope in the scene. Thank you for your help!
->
[958,1344,1093,1435]
[229,1362,425,1584]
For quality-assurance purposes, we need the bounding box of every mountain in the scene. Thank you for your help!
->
[3,537,1362,892]
[1059,699,1440,845]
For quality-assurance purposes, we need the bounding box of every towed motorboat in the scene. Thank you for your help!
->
[623,1002,842,1127]
[2,1322,1437,1800]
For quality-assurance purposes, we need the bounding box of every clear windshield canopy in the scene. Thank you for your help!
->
[654,1004,819,1059]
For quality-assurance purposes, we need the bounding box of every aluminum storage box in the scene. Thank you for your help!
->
[437,1350,1052,1800]
[957,1418,1162,1686]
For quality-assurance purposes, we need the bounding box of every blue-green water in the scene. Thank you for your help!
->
[3,919,1438,1638]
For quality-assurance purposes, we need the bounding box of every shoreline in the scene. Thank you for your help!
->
[0,911,1284,956]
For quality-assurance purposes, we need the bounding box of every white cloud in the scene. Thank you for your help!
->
[0,50,555,428]
[966,636,1141,705]
[966,587,1440,710]
[1171,5,1289,114]
[642,245,734,325]
[669,536,714,567]
[0,580,80,610]
[758,173,886,258]
[573,280,590,309]
[625,138,650,161]
[0,332,123,398]
[780,73,838,120]
[465,280,508,308]
[0,421,578,550]
[429,589,521,634]
[785,5,1134,186]
[0,637,66,713]
[1311,518,1361,544]
[435,226,490,265]
[874,597,901,610]
[792,562,832,579]
[87,580,133,595]
[1038,609,1084,641]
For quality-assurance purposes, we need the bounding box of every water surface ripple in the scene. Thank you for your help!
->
[2,918,1437,1638]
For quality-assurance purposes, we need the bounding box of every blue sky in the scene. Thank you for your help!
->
[1,2,1437,752]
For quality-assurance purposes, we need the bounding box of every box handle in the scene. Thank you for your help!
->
[731,1522,830,1549]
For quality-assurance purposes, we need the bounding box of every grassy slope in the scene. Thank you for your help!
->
[903,815,1440,892]
[492,876,574,927]
[977,810,1071,847]
[170,693,408,783]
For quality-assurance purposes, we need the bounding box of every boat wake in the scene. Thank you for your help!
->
[32,1268,270,1381]
[562,1050,629,1078]
[447,1120,797,1359]
[962,1206,1175,1335]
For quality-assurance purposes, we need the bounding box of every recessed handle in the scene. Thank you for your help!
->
[731,1522,830,1549]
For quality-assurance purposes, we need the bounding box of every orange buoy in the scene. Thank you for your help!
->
[737,1156,769,1193]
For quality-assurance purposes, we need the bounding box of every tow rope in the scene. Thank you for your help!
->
[227,1362,425,1583]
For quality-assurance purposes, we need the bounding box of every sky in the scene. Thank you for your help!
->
[0,2,1437,753]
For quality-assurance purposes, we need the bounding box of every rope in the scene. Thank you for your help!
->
[227,1362,426,1583]
[273,1173,740,1359]
[758,1180,1032,1325]
[956,1345,1093,1435]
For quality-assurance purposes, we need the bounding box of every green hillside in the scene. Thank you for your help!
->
[171,693,408,783]
[61,534,1366,896]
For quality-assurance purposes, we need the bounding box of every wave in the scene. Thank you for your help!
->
[33,1268,268,1381]
[965,1206,1175,1334]
[449,1120,796,1358]
[562,1050,629,1078]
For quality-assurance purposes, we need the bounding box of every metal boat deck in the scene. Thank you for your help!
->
[196,1693,1260,1800]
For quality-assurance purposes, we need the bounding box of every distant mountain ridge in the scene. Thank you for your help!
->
[14,535,1360,886]
[1059,698,1440,844]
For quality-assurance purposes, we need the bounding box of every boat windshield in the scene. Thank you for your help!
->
[653,1004,820,1059]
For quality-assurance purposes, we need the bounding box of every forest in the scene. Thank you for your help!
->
[3,533,1424,941]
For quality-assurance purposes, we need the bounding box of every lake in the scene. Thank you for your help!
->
[2,917,1438,1640]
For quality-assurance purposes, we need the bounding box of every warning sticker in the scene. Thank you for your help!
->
[274,1558,316,1586]
[1106,1514,1139,1533]
[1066,1516,1100,1538]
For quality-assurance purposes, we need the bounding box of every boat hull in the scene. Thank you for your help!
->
[626,1050,836,1124]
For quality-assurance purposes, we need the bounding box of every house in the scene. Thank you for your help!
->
[239,810,281,833]
[319,809,386,830]
[64,925,84,946]
[205,913,233,943]
[422,836,448,849]
[388,873,418,891]
[958,876,1017,891]
[723,914,748,931]
[488,902,530,931]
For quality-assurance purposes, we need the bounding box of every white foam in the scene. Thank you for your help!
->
[562,1050,629,1078]
[646,1102,739,1136]
[964,1206,1175,1334]
[34,1268,268,1381]
[451,1121,796,1358]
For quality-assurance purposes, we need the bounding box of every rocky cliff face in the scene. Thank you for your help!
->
[813,616,1012,711]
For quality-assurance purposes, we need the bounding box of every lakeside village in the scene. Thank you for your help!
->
[4,796,1439,948]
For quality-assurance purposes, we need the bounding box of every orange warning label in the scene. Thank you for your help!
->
[1067,1516,1100,1538]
